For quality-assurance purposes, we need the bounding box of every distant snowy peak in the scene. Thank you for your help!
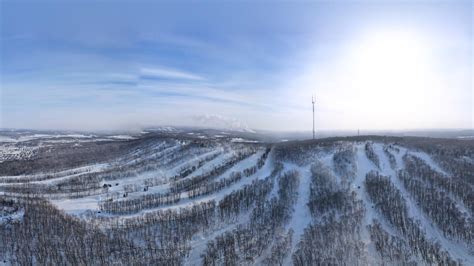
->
[108,135,136,140]
[152,126,178,132]
[192,114,256,133]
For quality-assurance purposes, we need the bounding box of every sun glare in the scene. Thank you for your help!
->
[289,28,443,130]
[345,29,435,127]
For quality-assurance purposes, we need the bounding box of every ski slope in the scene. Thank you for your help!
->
[1,135,472,265]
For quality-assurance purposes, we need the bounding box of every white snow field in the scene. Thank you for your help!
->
[0,134,473,265]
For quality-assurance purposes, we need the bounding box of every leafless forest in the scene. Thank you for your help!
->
[0,130,473,265]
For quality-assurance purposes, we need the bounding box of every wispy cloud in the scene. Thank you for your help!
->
[139,67,204,81]
[1,2,471,131]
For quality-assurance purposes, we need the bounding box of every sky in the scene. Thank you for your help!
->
[0,1,472,132]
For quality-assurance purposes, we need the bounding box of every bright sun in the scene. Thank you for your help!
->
[290,28,445,130]
[345,29,435,127]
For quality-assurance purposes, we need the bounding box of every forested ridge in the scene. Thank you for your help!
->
[0,133,473,265]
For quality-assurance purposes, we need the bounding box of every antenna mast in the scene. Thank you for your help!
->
[312,95,315,139]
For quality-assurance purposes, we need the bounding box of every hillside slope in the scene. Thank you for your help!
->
[0,133,473,265]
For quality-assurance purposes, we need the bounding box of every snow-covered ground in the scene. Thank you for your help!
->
[0,208,24,225]
[384,145,474,264]
[282,164,312,265]
[2,136,473,265]
[352,143,381,264]
[109,135,136,140]
[230,138,259,143]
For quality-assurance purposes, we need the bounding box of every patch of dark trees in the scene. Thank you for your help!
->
[201,170,299,265]
[293,162,366,265]
[399,157,473,244]
[365,171,460,265]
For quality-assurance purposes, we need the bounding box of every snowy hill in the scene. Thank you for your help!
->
[0,133,473,265]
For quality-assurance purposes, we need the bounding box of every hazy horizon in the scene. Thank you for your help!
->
[1,1,473,131]
[1,125,473,139]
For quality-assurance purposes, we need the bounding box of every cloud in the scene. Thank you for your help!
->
[192,114,255,132]
[139,67,204,81]
[2,2,471,132]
